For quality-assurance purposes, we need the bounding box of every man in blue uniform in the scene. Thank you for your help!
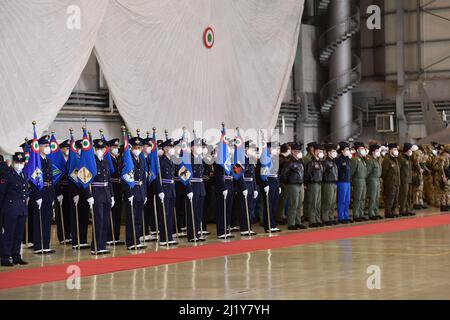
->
[30,135,58,254]
[158,138,178,245]
[55,139,71,244]
[238,141,258,236]
[122,137,148,250]
[257,142,281,233]
[83,139,114,254]
[335,142,352,224]
[107,138,124,245]
[0,153,29,266]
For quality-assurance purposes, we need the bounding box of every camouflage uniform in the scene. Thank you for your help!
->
[422,145,435,206]
[433,146,450,211]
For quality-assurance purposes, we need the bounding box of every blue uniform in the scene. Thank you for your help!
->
[122,155,147,247]
[108,155,123,242]
[83,156,113,251]
[0,168,29,263]
[237,157,257,232]
[55,173,71,243]
[185,155,206,240]
[335,154,351,221]
[256,159,279,231]
[174,165,187,234]
[158,155,176,242]
[30,156,57,251]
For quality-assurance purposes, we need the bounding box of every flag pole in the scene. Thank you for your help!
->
[244,193,252,237]
[158,130,170,247]
[152,128,160,243]
[53,130,66,245]
[137,128,147,243]
[221,123,228,239]
[32,121,45,255]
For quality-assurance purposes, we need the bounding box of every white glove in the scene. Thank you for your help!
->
[158,192,165,202]
[87,197,95,208]
[222,189,228,199]
[187,192,194,200]
[253,190,258,199]
[144,197,148,205]
[264,186,270,194]
[279,187,282,195]
[242,189,248,198]
[73,195,79,205]
[36,198,43,210]
[128,196,134,205]
[111,197,115,208]
[57,195,63,204]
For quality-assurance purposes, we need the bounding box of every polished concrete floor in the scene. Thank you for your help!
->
[1,210,450,300]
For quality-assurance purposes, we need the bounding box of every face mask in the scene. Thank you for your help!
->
[195,148,203,156]
[43,147,51,155]
[406,150,413,157]
[96,150,104,159]
[14,163,24,172]
[168,148,175,156]
[202,147,209,155]
[330,151,338,159]
[359,149,367,157]
[132,149,141,157]
[295,152,303,160]
[343,150,350,158]
[157,149,164,157]
[432,150,438,156]
[146,147,152,154]
[282,150,291,157]
[63,150,69,157]
[392,150,399,157]
[318,152,324,159]
[411,145,419,152]
[381,151,387,157]
[374,150,381,158]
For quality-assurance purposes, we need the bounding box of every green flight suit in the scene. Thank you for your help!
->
[366,157,382,217]
[350,156,368,219]
[381,156,400,216]
[398,154,413,214]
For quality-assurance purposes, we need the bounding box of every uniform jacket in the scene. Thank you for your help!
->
[122,155,147,201]
[159,155,176,198]
[189,155,206,196]
[0,167,29,216]
[304,157,323,184]
[30,156,57,202]
[83,156,113,201]
[366,157,382,180]
[335,154,351,182]
[280,156,304,185]
[322,157,338,183]
[381,156,400,186]
[350,156,368,180]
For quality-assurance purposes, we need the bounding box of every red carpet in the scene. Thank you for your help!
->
[1,214,449,290]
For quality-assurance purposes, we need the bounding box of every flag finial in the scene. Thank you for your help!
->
[99,129,103,134]
[164,130,169,140]
[152,127,156,132]
[32,120,36,126]
[136,129,140,137]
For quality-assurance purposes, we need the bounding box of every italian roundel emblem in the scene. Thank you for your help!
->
[31,140,39,153]
[81,138,91,151]
[203,27,214,49]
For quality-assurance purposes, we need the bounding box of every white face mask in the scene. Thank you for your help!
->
[406,150,413,157]
[432,150,438,156]
[146,147,152,155]
[318,152,324,159]
[294,151,303,160]
[157,149,164,157]
[111,148,119,156]
[43,146,51,155]
[374,150,381,158]
[132,149,141,157]
[411,145,419,152]
[359,148,367,157]
[168,148,175,156]
[330,151,338,159]
[381,151,387,157]
[202,147,209,155]
[343,150,351,158]
[392,150,399,157]
[195,147,203,156]
[14,163,24,172]
[96,150,104,159]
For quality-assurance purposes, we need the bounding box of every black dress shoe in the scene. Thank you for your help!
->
[369,216,378,221]
[13,259,29,265]
[392,214,400,218]
[400,212,409,217]
[376,215,384,220]
[1,261,14,267]
[385,214,393,219]
[420,205,428,209]
[407,212,416,216]
[288,226,298,230]
[413,205,422,210]
[296,224,308,229]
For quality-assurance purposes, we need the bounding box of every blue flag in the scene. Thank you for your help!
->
[217,127,232,175]
[178,134,193,186]
[22,142,31,180]
[77,128,97,189]
[101,133,115,174]
[48,134,66,185]
[259,142,272,182]
[148,131,159,184]
[67,133,80,186]
[25,124,44,190]
[232,130,245,180]
[121,131,136,188]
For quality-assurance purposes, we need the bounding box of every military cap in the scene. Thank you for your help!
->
[161,138,174,148]
[38,135,50,145]
[369,144,381,153]
[129,137,143,147]
[388,143,398,149]
[324,143,337,151]
[338,141,350,150]
[157,140,163,148]
[403,143,413,152]
[19,140,32,149]
[306,142,317,150]
[190,138,204,147]
[108,138,120,147]
[142,138,152,146]
[313,143,324,150]
[60,140,70,149]
[353,141,365,149]
[291,142,303,151]
[75,140,83,149]
[13,152,26,163]
[93,139,108,148]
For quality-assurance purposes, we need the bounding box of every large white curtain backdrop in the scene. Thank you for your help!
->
[0,0,108,154]
[95,0,304,135]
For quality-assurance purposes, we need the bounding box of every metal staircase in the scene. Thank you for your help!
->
[318,2,361,117]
